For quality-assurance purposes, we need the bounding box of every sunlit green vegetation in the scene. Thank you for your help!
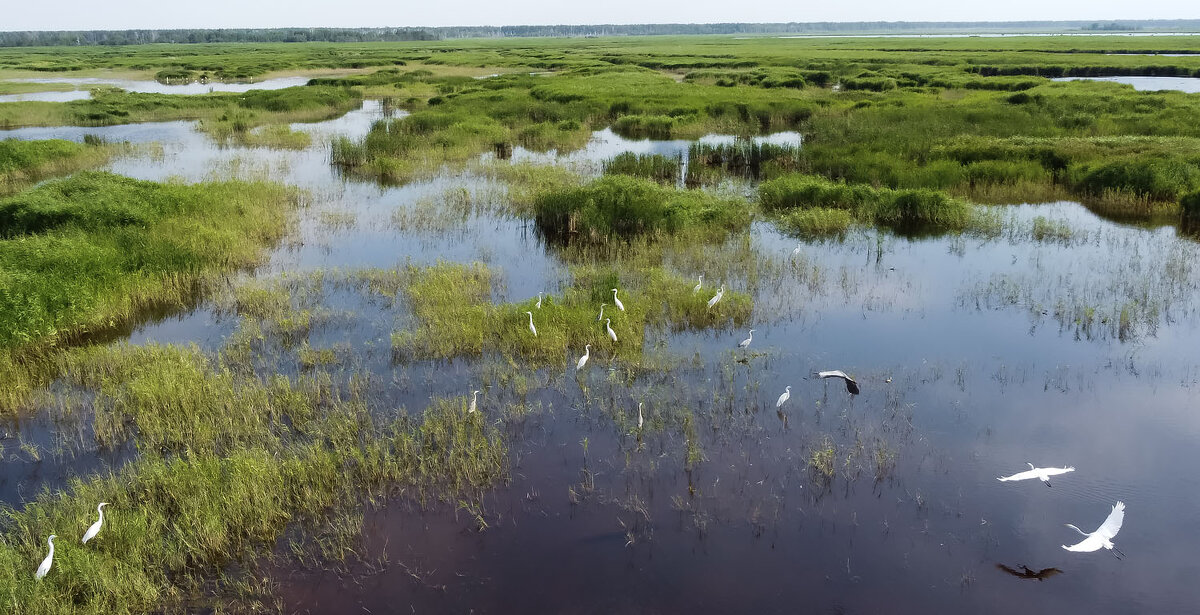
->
[0,138,117,195]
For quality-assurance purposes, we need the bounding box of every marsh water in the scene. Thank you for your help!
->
[1051,75,1200,92]
[0,73,353,103]
[3,100,1200,613]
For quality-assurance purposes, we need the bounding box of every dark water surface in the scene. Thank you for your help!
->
[3,103,1200,613]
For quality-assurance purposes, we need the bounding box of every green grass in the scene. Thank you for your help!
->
[534,175,752,243]
[388,261,752,366]
[0,171,297,352]
[602,152,681,183]
[0,139,117,195]
[760,174,972,232]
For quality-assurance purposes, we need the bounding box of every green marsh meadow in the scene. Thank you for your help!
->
[0,30,1199,613]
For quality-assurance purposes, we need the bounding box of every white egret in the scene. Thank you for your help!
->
[707,285,725,310]
[34,535,55,580]
[738,329,755,350]
[525,311,537,337]
[776,386,791,408]
[612,288,625,312]
[1063,501,1125,555]
[997,463,1075,486]
[81,502,109,544]
[536,292,543,309]
[815,370,860,395]
[597,303,606,322]
[693,274,703,294]
[605,318,618,343]
[637,402,644,429]
[469,390,481,413]
[576,345,591,371]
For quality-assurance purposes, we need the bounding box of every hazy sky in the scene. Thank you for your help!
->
[5,0,1196,31]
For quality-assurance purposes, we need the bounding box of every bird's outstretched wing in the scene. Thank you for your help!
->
[816,370,849,380]
[1062,534,1105,552]
[1097,501,1125,539]
[998,469,1040,481]
[1042,466,1075,477]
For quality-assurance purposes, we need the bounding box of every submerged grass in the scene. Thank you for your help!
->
[0,139,118,196]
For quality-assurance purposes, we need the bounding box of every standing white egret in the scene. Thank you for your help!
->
[738,329,755,350]
[612,289,625,312]
[605,318,618,343]
[637,402,644,429]
[536,292,543,309]
[693,274,703,294]
[469,390,481,413]
[707,285,725,310]
[576,345,591,371]
[34,535,55,580]
[525,311,537,337]
[814,370,860,395]
[997,463,1075,486]
[1063,501,1126,555]
[597,303,606,322]
[81,502,109,544]
[776,386,791,408]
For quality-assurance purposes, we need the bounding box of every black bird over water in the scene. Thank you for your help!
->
[815,370,860,395]
[996,564,1064,582]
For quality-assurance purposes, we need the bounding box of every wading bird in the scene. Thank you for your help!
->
[536,292,543,309]
[776,386,791,409]
[693,274,703,294]
[35,535,55,580]
[997,463,1075,487]
[576,345,591,371]
[81,503,109,545]
[605,318,618,343]
[995,564,1063,582]
[738,329,755,350]
[707,285,725,310]
[1063,501,1125,556]
[638,402,644,429]
[597,303,606,322]
[612,288,625,312]
[526,311,537,337]
[815,370,860,395]
[469,390,481,413]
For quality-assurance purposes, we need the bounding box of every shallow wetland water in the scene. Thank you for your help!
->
[3,99,1200,613]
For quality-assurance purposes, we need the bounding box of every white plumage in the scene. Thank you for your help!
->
[576,345,591,371]
[526,311,537,337]
[738,329,755,350]
[1063,501,1126,553]
[997,463,1075,485]
[605,318,618,343]
[612,288,625,312]
[693,274,703,294]
[637,403,644,429]
[81,502,109,544]
[776,386,791,408]
[35,535,55,580]
[469,390,481,413]
[707,285,725,310]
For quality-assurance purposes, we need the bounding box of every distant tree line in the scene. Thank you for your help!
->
[2,20,1199,47]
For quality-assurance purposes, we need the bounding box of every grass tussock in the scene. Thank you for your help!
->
[0,139,117,196]
[760,174,971,234]
[388,261,752,365]
[534,175,752,243]
[0,171,297,352]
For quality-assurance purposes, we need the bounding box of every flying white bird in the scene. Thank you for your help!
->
[738,329,755,350]
[605,318,618,343]
[637,402,644,429]
[576,345,591,371]
[597,303,606,322]
[693,274,703,294]
[707,285,725,310]
[997,463,1075,486]
[526,311,537,337]
[776,385,791,408]
[35,535,55,580]
[815,370,860,395]
[1063,501,1126,555]
[612,288,625,312]
[469,390,481,413]
[81,502,109,544]
[536,292,543,309]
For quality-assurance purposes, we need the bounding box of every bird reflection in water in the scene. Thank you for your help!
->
[996,563,1063,581]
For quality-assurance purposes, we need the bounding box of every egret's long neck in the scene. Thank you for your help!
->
[98,506,104,523]
[48,537,54,555]
[1065,524,1090,537]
